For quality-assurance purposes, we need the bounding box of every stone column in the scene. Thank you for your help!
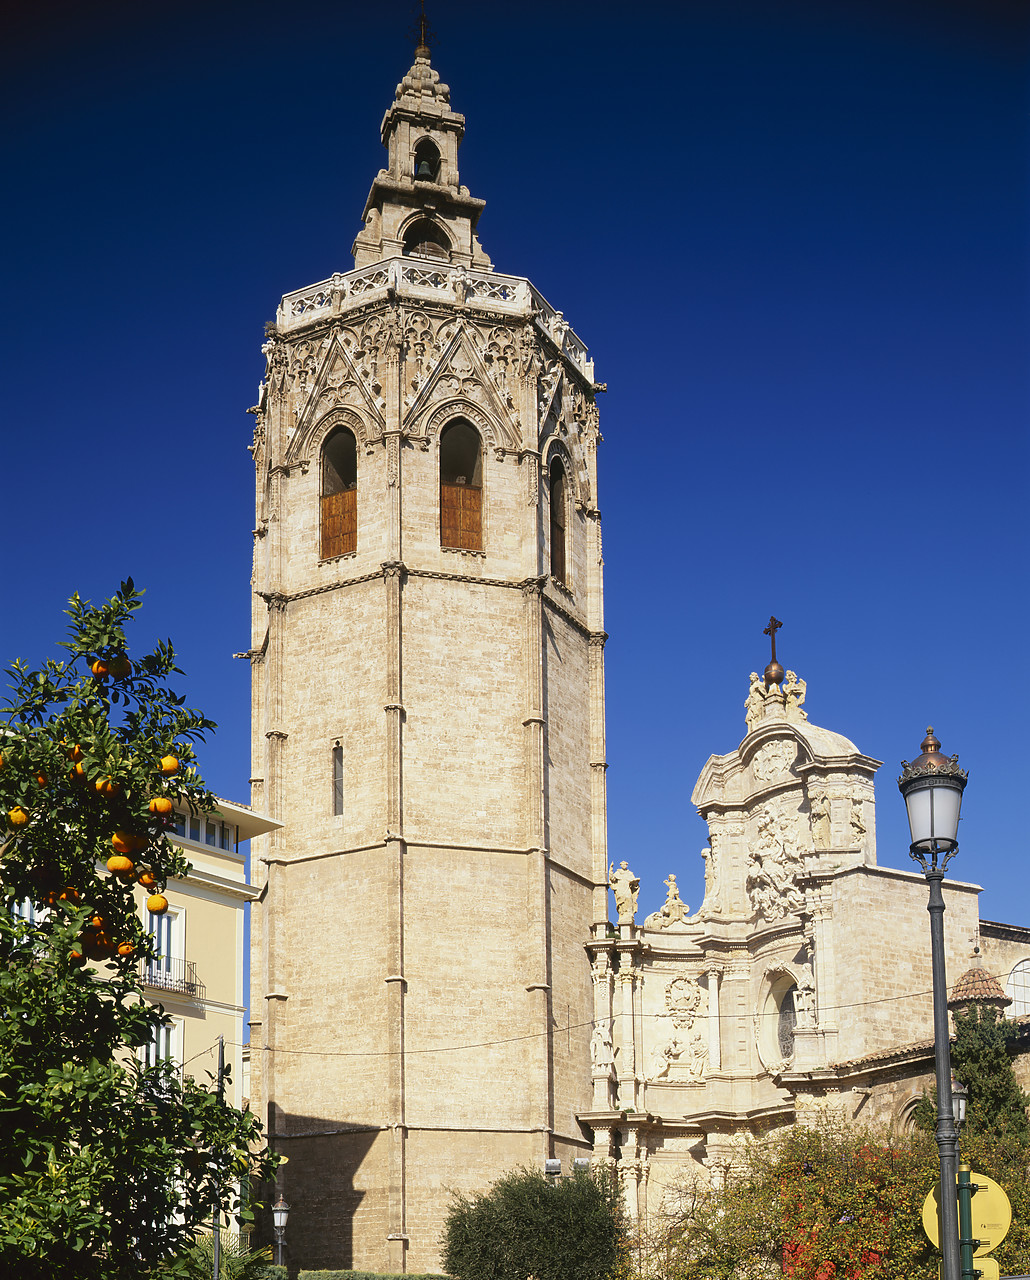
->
[705,966,722,1071]
[616,968,638,1112]
[521,576,552,1155]
[588,631,609,928]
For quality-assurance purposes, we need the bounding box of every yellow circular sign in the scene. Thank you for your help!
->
[921,1171,1012,1257]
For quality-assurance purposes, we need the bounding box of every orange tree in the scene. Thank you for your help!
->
[648,1119,939,1280]
[0,582,276,1279]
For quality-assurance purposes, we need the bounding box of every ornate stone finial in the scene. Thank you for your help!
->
[763,616,784,688]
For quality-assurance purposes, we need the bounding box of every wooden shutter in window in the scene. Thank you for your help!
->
[441,483,482,551]
[321,489,357,558]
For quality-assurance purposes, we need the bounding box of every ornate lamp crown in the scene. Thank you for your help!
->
[898,727,968,785]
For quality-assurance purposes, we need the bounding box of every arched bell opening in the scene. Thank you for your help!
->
[440,420,482,550]
[549,456,568,584]
[413,137,441,182]
[403,217,450,261]
[321,427,358,558]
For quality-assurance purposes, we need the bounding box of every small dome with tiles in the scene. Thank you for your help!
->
[948,964,1012,1010]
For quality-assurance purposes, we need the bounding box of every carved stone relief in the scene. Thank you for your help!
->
[751,739,797,785]
[746,806,805,922]
[648,975,709,1082]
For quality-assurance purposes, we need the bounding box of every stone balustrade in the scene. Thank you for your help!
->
[276,256,594,380]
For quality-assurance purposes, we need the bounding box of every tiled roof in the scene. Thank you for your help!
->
[948,966,1011,1007]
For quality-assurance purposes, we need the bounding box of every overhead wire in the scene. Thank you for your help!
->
[223,965,1026,1061]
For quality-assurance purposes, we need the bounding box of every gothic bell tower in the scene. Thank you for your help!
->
[247,41,608,1274]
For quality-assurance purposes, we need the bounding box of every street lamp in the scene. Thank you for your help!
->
[272,1194,290,1269]
[951,1077,969,1128]
[898,727,968,1280]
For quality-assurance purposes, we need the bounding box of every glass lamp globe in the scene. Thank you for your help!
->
[898,728,968,854]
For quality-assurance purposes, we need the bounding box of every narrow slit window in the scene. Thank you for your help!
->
[440,420,483,551]
[549,457,567,583]
[332,744,344,816]
[322,428,358,558]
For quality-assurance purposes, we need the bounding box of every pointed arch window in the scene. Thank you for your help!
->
[321,427,357,558]
[413,138,440,182]
[440,420,482,551]
[403,217,450,261]
[549,457,568,583]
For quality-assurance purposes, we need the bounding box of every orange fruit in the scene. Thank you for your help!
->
[90,659,110,678]
[148,796,174,816]
[69,745,84,763]
[70,762,87,782]
[89,913,110,930]
[146,893,169,915]
[106,854,135,877]
[82,929,114,960]
[35,771,47,787]
[7,807,29,828]
[116,941,136,958]
[58,886,80,903]
[111,831,135,855]
[95,777,120,798]
[109,656,132,679]
[159,755,180,777]
[69,948,85,966]
[138,871,157,889]
[130,833,148,853]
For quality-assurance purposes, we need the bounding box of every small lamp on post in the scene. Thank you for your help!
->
[272,1194,290,1269]
[951,1077,969,1128]
[898,727,968,1280]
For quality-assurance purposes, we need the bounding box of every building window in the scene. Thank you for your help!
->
[777,985,798,1059]
[171,811,234,851]
[1009,959,1030,1016]
[413,137,440,182]
[549,457,568,583]
[440,420,483,550]
[321,427,358,559]
[141,1019,179,1070]
[332,743,344,816]
[403,217,450,260]
[148,908,180,978]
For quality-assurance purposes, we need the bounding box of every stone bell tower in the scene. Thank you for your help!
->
[246,41,608,1274]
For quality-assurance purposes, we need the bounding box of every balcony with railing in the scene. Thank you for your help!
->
[142,957,206,1001]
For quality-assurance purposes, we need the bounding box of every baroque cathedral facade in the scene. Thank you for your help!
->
[245,44,1030,1274]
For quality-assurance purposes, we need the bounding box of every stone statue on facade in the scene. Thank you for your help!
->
[644,874,689,929]
[809,791,831,850]
[794,970,817,1028]
[850,799,866,845]
[609,861,640,925]
[745,672,767,731]
[783,670,808,722]
[591,1022,615,1074]
[700,837,723,918]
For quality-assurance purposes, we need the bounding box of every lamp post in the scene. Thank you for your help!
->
[272,1194,290,1269]
[898,727,968,1280]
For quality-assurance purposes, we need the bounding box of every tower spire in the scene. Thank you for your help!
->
[351,35,492,270]
[414,0,433,58]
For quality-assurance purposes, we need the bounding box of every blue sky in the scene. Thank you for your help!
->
[3,0,1028,931]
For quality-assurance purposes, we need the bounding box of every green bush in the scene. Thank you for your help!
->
[298,1273,449,1279]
